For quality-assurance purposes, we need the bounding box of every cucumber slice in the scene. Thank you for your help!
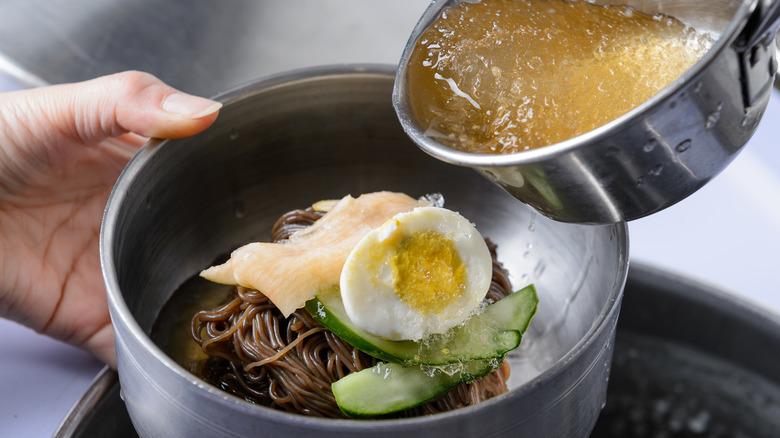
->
[482,284,538,333]
[330,285,538,417]
[305,284,538,366]
[332,360,497,417]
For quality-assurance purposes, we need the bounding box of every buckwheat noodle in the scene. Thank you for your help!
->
[192,207,513,418]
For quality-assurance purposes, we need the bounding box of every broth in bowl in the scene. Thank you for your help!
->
[405,0,714,154]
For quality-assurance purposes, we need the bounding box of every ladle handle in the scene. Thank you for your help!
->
[737,0,779,107]
[743,0,780,49]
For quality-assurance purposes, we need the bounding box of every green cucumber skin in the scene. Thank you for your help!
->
[305,298,419,363]
[307,298,519,365]
[305,286,538,366]
[332,360,497,418]
[326,284,539,417]
[484,284,538,333]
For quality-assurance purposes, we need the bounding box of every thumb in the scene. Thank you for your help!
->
[18,70,222,143]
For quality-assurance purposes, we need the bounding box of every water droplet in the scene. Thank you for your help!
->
[675,139,692,153]
[687,410,711,434]
[528,214,536,232]
[519,273,530,283]
[705,102,723,129]
[705,113,719,129]
[636,176,645,186]
[642,139,658,152]
[669,100,678,109]
[693,81,703,93]
[229,128,239,140]
[533,261,546,278]
[523,251,531,258]
[648,164,663,176]
[667,407,687,432]
[233,200,245,219]
[653,398,670,415]
[423,193,445,207]
[740,109,763,131]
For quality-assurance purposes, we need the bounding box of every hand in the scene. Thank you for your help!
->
[0,71,221,368]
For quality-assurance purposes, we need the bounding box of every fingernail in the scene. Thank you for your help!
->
[162,93,222,118]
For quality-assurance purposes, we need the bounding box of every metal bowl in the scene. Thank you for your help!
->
[58,263,780,437]
[394,0,780,224]
[101,65,628,438]
[591,263,780,437]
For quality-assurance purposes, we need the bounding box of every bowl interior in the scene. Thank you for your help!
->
[103,66,628,412]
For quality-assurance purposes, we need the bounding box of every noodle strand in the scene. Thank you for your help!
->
[192,207,513,418]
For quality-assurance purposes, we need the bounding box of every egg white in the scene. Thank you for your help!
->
[339,206,493,341]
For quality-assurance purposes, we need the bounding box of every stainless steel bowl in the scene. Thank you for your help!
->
[394,0,780,224]
[101,66,628,438]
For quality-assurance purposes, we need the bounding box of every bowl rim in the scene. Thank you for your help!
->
[100,64,630,429]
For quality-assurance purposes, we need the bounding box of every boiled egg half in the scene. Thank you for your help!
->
[339,206,493,341]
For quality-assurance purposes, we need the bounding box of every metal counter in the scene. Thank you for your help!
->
[0,0,430,95]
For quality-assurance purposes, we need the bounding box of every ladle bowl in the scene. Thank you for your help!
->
[394,0,780,224]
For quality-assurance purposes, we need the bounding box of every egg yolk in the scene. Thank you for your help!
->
[389,230,466,314]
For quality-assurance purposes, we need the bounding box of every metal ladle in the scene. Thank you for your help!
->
[394,0,780,224]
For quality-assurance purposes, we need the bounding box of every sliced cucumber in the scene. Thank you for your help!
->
[482,284,538,333]
[332,359,498,417]
[329,285,538,417]
[305,284,538,366]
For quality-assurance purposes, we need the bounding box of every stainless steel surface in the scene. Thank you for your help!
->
[394,0,780,224]
[100,66,628,438]
[53,367,119,438]
[776,36,780,88]
[591,263,780,437]
[0,0,429,95]
[58,262,780,437]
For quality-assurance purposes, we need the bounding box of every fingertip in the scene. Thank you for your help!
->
[109,71,221,140]
[162,93,222,119]
[152,102,222,139]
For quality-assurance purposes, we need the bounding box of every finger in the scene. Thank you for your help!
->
[18,70,222,144]
[111,71,222,139]
[83,323,117,369]
[114,132,150,148]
